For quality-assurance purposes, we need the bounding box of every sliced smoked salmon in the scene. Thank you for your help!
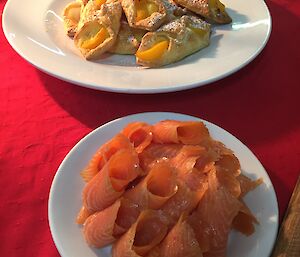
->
[80,134,133,182]
[112,210,168,257]
[82,148,140,213]
[139,143,183,172]
[122,122,153,154]
[161,173,208,227]
[188,169,242,256]
[237,174,263,197]
[152,120,210,145]
[158,214,203,257]
[77,120,263,254]
[232,199,259,236]
[83,200,121,248]
[124,162,178,210]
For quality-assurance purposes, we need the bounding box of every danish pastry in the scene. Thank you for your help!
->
[74,0,122,59]
[173,0,231,24]
[136,15,210,67]
[121,0,167,31]
[63,1,84,37]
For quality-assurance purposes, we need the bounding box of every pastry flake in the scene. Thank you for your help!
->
[74,0,122,60]
[136,15,211,67]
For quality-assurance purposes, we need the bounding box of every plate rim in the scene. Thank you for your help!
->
[2,0,272,94]
[48,111,279,257]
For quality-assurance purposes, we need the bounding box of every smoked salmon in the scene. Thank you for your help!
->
[122,122,153,154]
[124,162,178,210]
[82,148,140,213]
[188,169,242,256]
[154,214,203,257]
[152,120,210,144]
[76,120,263,256]
[80,134,133,182]
[112,210,168,257]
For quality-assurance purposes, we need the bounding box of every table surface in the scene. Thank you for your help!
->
[1,0,299,256]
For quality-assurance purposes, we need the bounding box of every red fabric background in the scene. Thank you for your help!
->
[0,0,299,256]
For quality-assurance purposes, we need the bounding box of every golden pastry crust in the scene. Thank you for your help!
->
[136,15,211,67]
[63,1,84,37]
[121,0,167,31]
[74,1,122,60]
[161,0,187,22]
[173,0,232,24]
[109,21,146,54]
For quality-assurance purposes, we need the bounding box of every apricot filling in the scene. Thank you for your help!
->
[135,0,159,22]
[95,0,107,8]
[65,5,81,23]
[80,24,109,49]
[136,40,169,61]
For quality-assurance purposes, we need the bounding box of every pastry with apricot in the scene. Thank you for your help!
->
[173,0,232,24]
[121,0,167,31]
[74,0,122,59]
[136,15,210,67]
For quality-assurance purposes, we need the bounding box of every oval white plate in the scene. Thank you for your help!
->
[49,112,278,257]
[3,0,271,93]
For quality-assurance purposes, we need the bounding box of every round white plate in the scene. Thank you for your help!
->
[3,0,271,93]
[49,112,278,257]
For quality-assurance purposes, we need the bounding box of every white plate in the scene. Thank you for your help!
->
[3,0,271,93]
[49,112,278,257]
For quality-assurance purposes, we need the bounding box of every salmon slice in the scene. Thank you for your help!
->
[170,145,206,176]
[112,210,168,257]
[80,134,133,182]
[139,143,183,172]
[83,200,121,248]
[122,122,153,154]
[82,148,140,212]
[161,173,208,227]
[188,169,242,256]
[124,162,178,210]
[237,174,263,197]
[76,206,93,224]
[158,214,203,257]
[152,120,210,144]
[215,154,241,177]
[114,198,141,236]
[232,199,258,236]
[216,167,241,198]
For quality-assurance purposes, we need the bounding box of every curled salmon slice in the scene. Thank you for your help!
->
[170,145,207,176]
[188,169,242,255]
[232,199,259,236]
[139,143,183,172]
[82,148,140,212]
[161,173,208,227]
[237,173,263,197]
[80,134,133,182]
[112,210,168,257]
[114,198,141,236]
[152,120,210,145]
[83,200,121,248]
[158,214,203,257]
[122,122,153,154]
[76,205,93,224]
[124,162,178,210]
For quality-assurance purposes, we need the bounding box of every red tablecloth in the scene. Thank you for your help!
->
[0,0,299,256]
